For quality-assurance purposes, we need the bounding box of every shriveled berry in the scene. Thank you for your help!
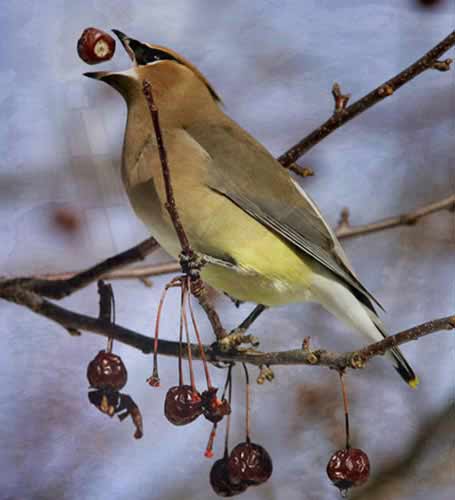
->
[77,27,116,65]
[88,389,120,417]
[87,350,127,390]
[228,442,273,486]
[326,448,370,490]
[164,385,203,426]
[201,388,231,423]
[210,457,248,497]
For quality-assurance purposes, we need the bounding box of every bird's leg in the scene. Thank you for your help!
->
[237,304,268,332]
[217,304,267,352]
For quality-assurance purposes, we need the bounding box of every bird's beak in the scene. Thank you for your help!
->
[83,71,112,80]
[112,29,139,64]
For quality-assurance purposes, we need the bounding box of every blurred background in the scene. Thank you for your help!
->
[0,1,454,499]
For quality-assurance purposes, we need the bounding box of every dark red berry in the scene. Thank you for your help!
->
[201,388,231,423]
[228,442,273,486]
[87,351,127,390]
[326,448,370,490]
[77,27,116,65]
[210,457,248,497]
[164,385,203,426]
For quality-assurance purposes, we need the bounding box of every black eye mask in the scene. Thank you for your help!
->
[129,39,179,65]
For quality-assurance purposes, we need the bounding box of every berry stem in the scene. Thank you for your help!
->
[181,284,197,392]
[242,363,251,444]
[205,365,232,459]
[223,365,233,459]
[150,285,169,385]
[339,372,351,449]
[107,284,116,353]
[205,423,217,458]
[148,277,180,386]
[186,277,213,389]
[178,286,184,386]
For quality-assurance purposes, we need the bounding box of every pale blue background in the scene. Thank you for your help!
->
[0,1,454,499]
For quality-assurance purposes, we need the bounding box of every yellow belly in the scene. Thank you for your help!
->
[127,179,315,306]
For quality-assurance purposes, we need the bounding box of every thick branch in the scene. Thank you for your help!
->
[278,31,455,166]
[0,237,159,299]
[1,285,453,371]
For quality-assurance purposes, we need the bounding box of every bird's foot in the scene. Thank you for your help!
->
[216,328,260,353]
[178,251,205,279]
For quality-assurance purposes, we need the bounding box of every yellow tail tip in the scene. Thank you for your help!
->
[408,377,420,389]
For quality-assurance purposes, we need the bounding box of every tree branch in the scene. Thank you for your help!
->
[5,192,451,286]
[1,284,453,371]
[278,31,455,166]
[336,194,455,239]
[0,237,159,299]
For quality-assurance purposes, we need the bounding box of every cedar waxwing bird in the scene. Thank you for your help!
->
[84,30,418,388]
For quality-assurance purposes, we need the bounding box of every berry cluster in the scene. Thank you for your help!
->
[211,442,273,496]
[149,276,232,457]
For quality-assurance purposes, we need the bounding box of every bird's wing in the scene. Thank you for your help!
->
[187,121,382,310]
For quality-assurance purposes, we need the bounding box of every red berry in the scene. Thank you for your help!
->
[87,351,127,390]
[326,448,370,490]
[164,385,203,426]
[77,27,116,65]
[201,388,231,423]
[210,457,248,497]
[228,442,273,486]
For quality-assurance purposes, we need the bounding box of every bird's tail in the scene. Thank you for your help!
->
[366,308,419,388]
[310,275,419,387]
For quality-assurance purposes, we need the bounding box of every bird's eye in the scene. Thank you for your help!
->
[128,39,177,65]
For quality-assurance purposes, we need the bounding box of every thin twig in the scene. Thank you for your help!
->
[278,31,455,166]
[2,192,451,287]
[142,80,226,340]
[331,83,351,114]
[142,81,192,255]
[287,164,315,178]
[36,192,450,282]
[335,194,455,239]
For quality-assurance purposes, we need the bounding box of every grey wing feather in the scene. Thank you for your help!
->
[187,122,383,311]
